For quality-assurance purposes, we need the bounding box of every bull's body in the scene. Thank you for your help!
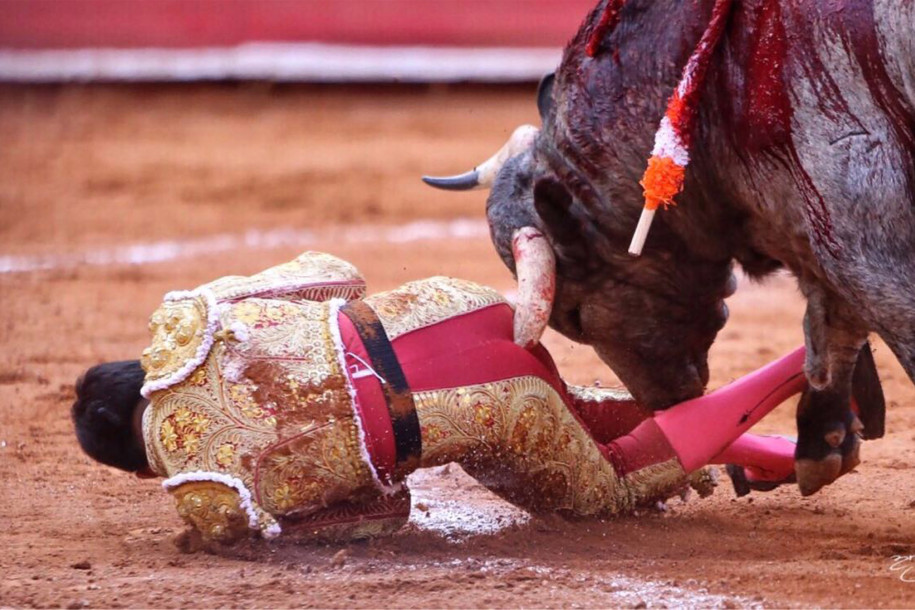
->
[459,0,915,494]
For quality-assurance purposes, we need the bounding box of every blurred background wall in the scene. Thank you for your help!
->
[0,0,596,82]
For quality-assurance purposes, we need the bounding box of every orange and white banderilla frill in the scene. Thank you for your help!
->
[587,0,735,256]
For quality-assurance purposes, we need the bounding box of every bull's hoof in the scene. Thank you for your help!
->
[795,453,842,496]
[795,416,863,495]
[840,432,862,474]
[795,388,863,496]
[795,432,862,496]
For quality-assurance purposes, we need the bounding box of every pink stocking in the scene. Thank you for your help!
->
[712,434,796,482]
[608,347,807,476]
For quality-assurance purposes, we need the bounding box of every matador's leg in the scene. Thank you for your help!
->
[414,376,698,518]
[565,385,797,486]
[407,327,804,516]
[352,278,805,517]
[713,434,796,483]
[600,348,807,493]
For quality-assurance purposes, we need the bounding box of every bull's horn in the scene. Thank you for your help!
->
[421,170,481,191]
[512,226,556,349]
[422,124,539,191]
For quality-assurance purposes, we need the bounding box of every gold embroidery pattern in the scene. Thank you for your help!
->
[204,251,366,303]
[141,295,209,388]
[141,252,364,397]
[622,458,689,506]
[144,299,376,534]
[365,277,506,340]
[144,343,276,489]
[415,377,690,517]
[170,481,250,544]
[159,407,211,456]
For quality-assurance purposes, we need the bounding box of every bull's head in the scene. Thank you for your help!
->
[424,74,736,410]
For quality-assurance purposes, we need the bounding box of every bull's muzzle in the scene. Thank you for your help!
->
[422,124,539,191]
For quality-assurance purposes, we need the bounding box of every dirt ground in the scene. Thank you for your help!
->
[1,84,914,609]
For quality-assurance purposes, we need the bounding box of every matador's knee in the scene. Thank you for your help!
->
[415,378,714,518]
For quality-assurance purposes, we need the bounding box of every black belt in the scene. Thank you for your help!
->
[340,300,422,478]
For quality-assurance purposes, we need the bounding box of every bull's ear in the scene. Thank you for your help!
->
[537,72,556,120]
[533,177,589,268]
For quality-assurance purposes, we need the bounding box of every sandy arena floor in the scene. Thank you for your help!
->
[1,84,914,608]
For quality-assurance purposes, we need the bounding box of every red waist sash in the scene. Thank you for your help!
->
[338,302,605,481]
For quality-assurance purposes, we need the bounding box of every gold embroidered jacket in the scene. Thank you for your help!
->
[141,252,386,542]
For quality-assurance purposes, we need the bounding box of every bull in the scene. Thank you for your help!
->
[424,0,912,496]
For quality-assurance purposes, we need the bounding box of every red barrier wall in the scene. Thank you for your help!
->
[0,0,595,49]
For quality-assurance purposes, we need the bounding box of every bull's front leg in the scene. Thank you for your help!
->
[796,289,869,496]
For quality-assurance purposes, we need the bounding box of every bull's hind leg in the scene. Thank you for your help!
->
[795,291,869,496]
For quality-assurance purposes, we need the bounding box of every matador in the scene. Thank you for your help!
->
[73,252,800,544]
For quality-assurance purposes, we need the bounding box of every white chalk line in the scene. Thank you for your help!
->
[0,217,490,275]
[0,43,561,83]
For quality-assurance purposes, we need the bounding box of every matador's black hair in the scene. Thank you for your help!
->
[72,360,149,473]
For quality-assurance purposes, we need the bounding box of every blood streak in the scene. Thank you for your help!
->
[744,0,792,149]
[741,0,841,257]
[586,0,627,58]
